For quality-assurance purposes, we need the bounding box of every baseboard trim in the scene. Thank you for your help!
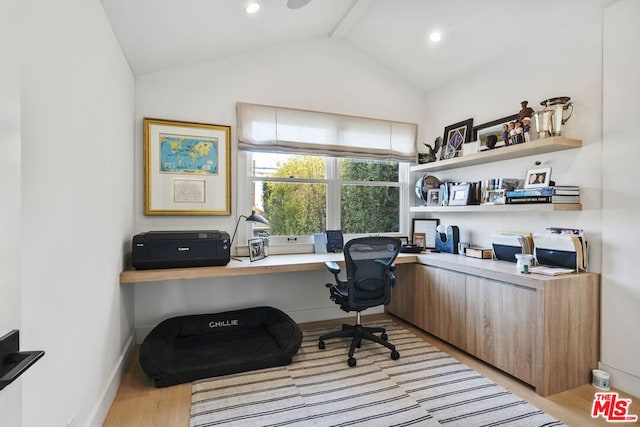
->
[87,334,136,427]
[599,361,640,398]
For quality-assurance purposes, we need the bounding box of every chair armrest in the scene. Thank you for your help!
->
[325,261,340,275]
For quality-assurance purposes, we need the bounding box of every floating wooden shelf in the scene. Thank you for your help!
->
[411,136,582,173]
[410,203,582,213]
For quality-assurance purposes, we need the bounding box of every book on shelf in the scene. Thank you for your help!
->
[506,195,580,204]
[506,186,580,198]
[553,187,580,195]
[550,195,581,203]
[507,196,552,204]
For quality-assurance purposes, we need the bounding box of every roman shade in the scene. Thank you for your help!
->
[237,102,417,162]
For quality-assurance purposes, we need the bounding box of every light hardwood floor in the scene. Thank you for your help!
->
[104,314,639,426]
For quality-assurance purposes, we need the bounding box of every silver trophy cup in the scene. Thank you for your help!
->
[540,96,574,136]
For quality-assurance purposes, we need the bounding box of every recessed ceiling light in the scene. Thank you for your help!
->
[429,31,442,42]
[246,2,260,14]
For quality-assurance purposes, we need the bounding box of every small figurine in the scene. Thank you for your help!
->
[514,120,524,144]
[522,116,532,142]
[421,136,442,163]
[508,121,516,145]
[518,100,535,120]
[502,123,510,145]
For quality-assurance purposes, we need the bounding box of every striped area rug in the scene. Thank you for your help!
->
[190,321,564,427]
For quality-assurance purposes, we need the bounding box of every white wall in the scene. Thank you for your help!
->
[0,0,23,425]
[20,0,135,426]
[601,0,640,397]
[133,37,425,338]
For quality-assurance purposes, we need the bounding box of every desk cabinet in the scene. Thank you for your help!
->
[388,255,599,396]
[465,276,536,385]
[418,266,466,350]
[390,265,465,349]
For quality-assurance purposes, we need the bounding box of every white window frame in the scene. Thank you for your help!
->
[235,150,410,255]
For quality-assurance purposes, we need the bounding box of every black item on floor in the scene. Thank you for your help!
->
[318,237,401,367]
[139,306,303,387]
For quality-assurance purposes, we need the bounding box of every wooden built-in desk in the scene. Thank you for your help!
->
[120,251,599,397]
[388,253,600,397]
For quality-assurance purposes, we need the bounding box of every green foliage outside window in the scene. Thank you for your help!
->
[262,156,326,235]
[261,156,399,236]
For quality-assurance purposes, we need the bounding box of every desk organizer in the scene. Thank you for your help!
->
[0,330,44,391]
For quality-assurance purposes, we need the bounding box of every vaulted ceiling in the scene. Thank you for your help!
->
[101,0,615,93]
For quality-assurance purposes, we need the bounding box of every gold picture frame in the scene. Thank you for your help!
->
[144,118,231,215]
[412,233,426,248]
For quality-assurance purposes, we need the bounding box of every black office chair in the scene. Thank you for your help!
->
[318,236,401,367]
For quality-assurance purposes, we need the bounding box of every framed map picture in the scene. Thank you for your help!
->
[144,118,231,215]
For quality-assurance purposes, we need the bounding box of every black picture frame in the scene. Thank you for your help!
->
[411,218,440,249]
[325,230,344,253]
[442,118,473,159]
[472,114,517,151]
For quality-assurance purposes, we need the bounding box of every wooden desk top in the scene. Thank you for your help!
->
[120,251,598,285]
[119,252,419,284]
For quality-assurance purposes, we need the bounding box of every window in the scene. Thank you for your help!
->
[236,102,416,252]
[248,153,407,247]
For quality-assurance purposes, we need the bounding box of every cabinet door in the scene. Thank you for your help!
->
[387,264,418,324]
[417,265,466,349]
[465,275,536,384]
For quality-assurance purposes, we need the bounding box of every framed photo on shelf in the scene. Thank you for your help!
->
[248,238,266,262]
[143,118,231,215]
[448,183,471,206]
[524,167,552,188]
[473,114,517,151]
[426,189,442,206]
[442,118,473,159]
[411,218,439,249]
[483,189,506,205]
[412,233,426,248]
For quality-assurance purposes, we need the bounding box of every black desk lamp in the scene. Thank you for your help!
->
[230,210,270,260]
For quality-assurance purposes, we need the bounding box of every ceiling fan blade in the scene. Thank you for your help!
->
[287,0,312,9]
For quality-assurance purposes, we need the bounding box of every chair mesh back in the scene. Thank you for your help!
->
[344,237,401,309]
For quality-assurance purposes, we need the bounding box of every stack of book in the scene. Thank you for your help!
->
[506,186,580,204]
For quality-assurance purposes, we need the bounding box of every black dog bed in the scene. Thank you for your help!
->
[140,306,303,387]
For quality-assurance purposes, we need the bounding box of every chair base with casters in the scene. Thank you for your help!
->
[318,311,400,367]
[317,236,402,367]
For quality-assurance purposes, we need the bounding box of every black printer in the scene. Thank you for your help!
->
[131,230,230,270]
